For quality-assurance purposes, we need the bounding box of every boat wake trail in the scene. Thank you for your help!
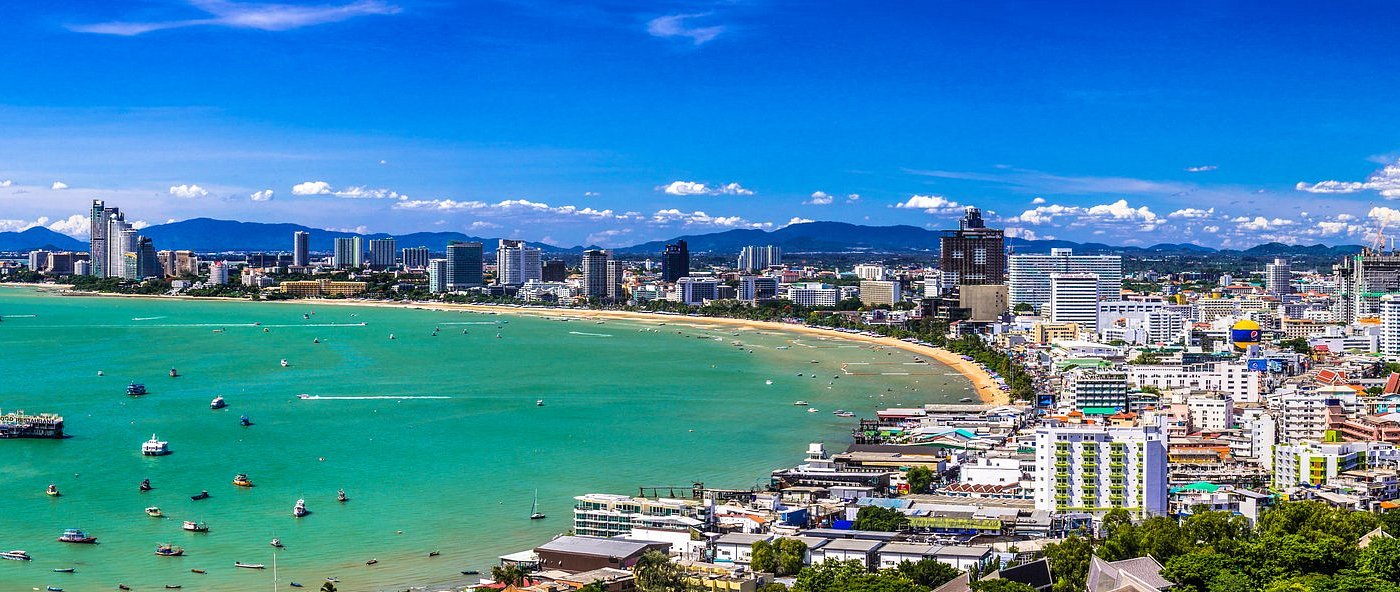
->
[568,331,613,337]
[437,322,502,325]
[1,314,37,318]
[131,316,167,321]
[298,395,452,400]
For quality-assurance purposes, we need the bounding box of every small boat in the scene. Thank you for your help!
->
[97,370,104,376]
[793,401,808,406]
[290,583,304,588]
[170,368,179,378]
[53,568,75,573]
[191,569,205,574]
[270,538,283,548]
[428,551,440,557]
[834,411,856,417]
[232,474,254,487]
[142,434,171,456]
[280,359,289,367]
[312,338,320,344]
[293,499,308,517]
[210,395,226,409]
[182,520,209,532]
[140,478,153,492]
[166,586,183,589]
[807,408,819,413]
[337,489,348,502]
[388,334,395,340]
[536,399,544,407]
[240,415,252,426]
[127,383,147,396]
[45,484,60,497]
[155,543,185,557]
[765,380,773,385]
[496,333,502,339]
[146,506,163,517]
[529,489,545,520]
[959,397,974,403]
[235,562,265,569]
[303,313,310,319]
[461,570,480,575]
[120,585,131,591]
[56,528,97,544]
[46,586,63,592]
[190,490,210,501]
[365,559,378,565]
[0,550,31,561]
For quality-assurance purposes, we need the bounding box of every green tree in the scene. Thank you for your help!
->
[852,506,910,532]
[906,466,934,494]
[490,564,528,587]
[895,559,961,589]
[792,560,927,592]
[969,580,1038,592]
[633,550,686,592]
[752,538,808,577]
[1043,535,1093,592]
[757,584,789,592]
[1358,536,1400,582]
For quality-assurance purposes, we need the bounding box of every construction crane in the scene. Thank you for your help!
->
[1369,212,1390,255]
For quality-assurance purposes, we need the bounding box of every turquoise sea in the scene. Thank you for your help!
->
[0,287,971,591]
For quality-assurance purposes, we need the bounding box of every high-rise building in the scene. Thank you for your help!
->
[661,240,690,283]
[1334,253,1400,322]
[1049,273,1101,332]
[427,259,448,293]
[73,259,91,276]
[1033,420,1169,516]
[445,241,483,290]
[1062,369,1130,413]
[853,264,887,281]
[1381,295,1400,362]
[402,247,430,270]
[89,200,123,277]
[28,250,50,272]
[1009,249,1122,312]
[737,245,781,272]
[1266,257,1292,295]
[939,207,1005,295]
[293,231,310,267]
[581,249,612,299]
[110,228,139,279]
[159,250,199,277]
[788,282,840,308]
[606,259,625,302]
[368,238,397,269]
[46,252,76,275]
[133,236,162,279]
[496,239,542,285]
[541,260,568,282]
[678,277,719,305]
[208,261,229,285]
[333,237,365,268]
[740,276,779,302]
[859,280,901,307]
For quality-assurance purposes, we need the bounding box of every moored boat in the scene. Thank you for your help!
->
[235,562,265,569]
[232,473,253,487]
[45,483,60,497]
[53,568,74,573]
[56,528,96,544]
[270,538,283,548]
[190,490,209,501]
[146,506,163,517]
[793,400,808,406]
[280,359,289,367]
[240,415,252,426]
[0,550,31,561]
[337,489,348,502]
[210,396,226,410]
[155,543,185,557]
[139,478,153,492]
[182,520,209,532]
[142,434,171,456]
[293,498,308,517]
[127,383,147,396]
[169,368,179,378]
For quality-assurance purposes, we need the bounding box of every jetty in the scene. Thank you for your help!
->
[0,410,64,439]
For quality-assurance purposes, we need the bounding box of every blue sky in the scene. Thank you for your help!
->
[1,0,1399,248]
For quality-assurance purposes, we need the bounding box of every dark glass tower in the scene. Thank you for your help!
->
[661,240,689,283]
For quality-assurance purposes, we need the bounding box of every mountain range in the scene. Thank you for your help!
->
[0,218,1366,258]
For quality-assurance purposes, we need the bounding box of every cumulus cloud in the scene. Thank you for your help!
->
[1297,159,1400,199]
[1232,216,1295,231]
[646,13,724,45]
[394,199,486,212]
[291,181,332,195]
[895,194,965,214]
[468,221,501,230]
[1186,165,1218,172]
[586,228,633,245]
[394,198,632,220]
[1004,227,1043,240]
[846,193,861,203]
[651,209,771,229]
[659,180,754,196]
[169,184,209,198]
[1011,199,1160,230]
[1168,207,1215,219]
[51,181,68,190]
[291,180,404,199]
[784,217,815,227]
[1031,197,1046,204]
[250,189,274,201]
[0,180,11,187]
[69,0,401,36]
[806,191,834,205]
[48,214,91,237]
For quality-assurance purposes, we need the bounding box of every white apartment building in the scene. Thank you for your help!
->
[1274,388,1360,443]
[853,264,887,281]
[679,277,720,305]
[788,283,840,308]
[1049,273,1101,332]
[572,493,711,538]
[859,280,902,307]
[1062,369,1130,412]
[1034,420,1169,517]
[1186,394,1235,431]
[1265,258,1292,294]
[1126,362,1262,404]
[1382,295,1400,361]
[1273,441,1378,488]
[1009,249,1122,313]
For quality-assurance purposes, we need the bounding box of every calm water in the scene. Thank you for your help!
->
[0,287,970,591]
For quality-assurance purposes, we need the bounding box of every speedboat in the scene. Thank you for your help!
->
[536,399,544,407]
[169,368,179,378]
[146,507,163,517]
[293,499,308,517]
[56,529,97,544]
[239,415,252,426]
[232,474,253,487]
[0,550,31,561]
[765,380,773,385]
[142,434,171,456]
[127,383,148,396]
[53,568,74,573]
[959,397,974,403]
[834,411,856,417]
[280,359,289,367]
[45,484,60,497]
[807,408,819,413]
[388,334,395,340]
[235,562,265,569]
[337,489,348,502]
[270,538,283,548]
[210,396,226,410]
[182,520,209,532]
[140,479,153,492]
[793,401,808,406]
[365,559,378,565]
[46,587,63,592]
[155,544,184,557]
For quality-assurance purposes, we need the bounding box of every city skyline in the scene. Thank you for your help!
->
[2,2,1399,248]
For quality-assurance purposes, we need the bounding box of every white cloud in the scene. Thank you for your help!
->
[394,199,486,212]
[650,209,770,229]
[806,191,834,205]
[659,180,753,196]
[169,184,208,198]
[69,0,401,36]
[468,221,501,230]
[1297,159,1400,199]
[1186,165,1218,172]
[584,191,600,197]
[130,220,149,230]
[1011,199,1160,230]
[0,180,11,187]
[646,13,723,45]
[895,194,965,214]
[1168,207,1215,219]
[48,214,91,237]
[291,181,404,199]
[250,189,274,201]
[784,217,815,227]
[1232,216,1295,231]
[846,193,861,203]
[1004,227,1041,240]
[291,181,332,195]
[0,217,53,232]
[1031,197,1046,204]
[1202,225,1220,233]
[378,159,388,165]
[586,228,632,246]
[51,181,68,190]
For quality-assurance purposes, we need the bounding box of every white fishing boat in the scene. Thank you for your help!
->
[142,434,171,456]
[145,506,163,517]
[280,359,289,367]
[793,401,809,406]
[210,395,226,410]
[293,499,308,517]
[235,562,265,569]
[0,550,31,561]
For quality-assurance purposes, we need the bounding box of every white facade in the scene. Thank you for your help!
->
[1009,249,1122,312]
[1049,273,1101,332]
[333,237,363,268]
[740,276,779,301]
[207,261,229,285]
[427,259,448,293]
[1186,395,1235,431]
[679,277,720,305]
[497,239,543,286]
[737,245,781,272]
[572,493,710,539]
[1034,420,1169,517]
[788,283,840,308]
[1127,363,1262,404]
[859,280,902,306]
[853,264,887,281]
[1265,257,1292,294]
[1382,295,1400,361]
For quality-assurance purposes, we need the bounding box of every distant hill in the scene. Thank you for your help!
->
[136,218,569,253]
[0,227,88,252]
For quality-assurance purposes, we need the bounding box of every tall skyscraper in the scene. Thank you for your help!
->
[939,207,1005,295]
[1008,248,1122,313]
[89,200,122,277]
[110,227,138,279]
[1381,295,1400,362]
[661,240,689,283]
[606,259,625,302]
[737,245,781,272]
[208,261,229,285]
[581,249,611,298]
[1266,257,1292,295]
[333,237,365,268]
[445,241,483,290]
[496,239,542,285]
[1049,273,1101,332]
[542,260,568,282]
[135,236,162,279]
[402,247,430,269]
[740,276,779,302]
[427,259,448,293]
[1033,419,1168,517]
[368,238,397,269]
[293,231,310,267]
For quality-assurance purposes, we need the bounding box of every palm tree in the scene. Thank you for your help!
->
[491,564,528,587]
